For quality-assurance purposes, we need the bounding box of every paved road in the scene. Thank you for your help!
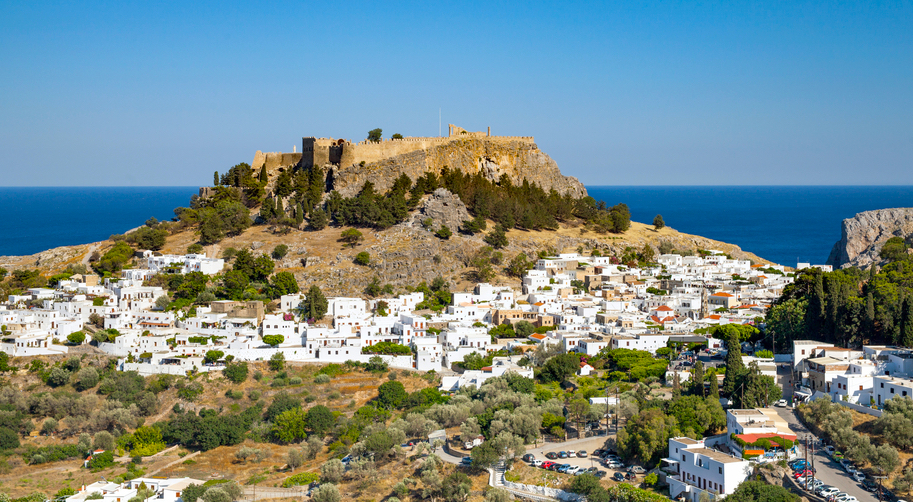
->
[773,407,880,502]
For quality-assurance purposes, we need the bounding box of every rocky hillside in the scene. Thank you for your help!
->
[330,138,587,198]
[827,208,913,269]
[1,191,777,297]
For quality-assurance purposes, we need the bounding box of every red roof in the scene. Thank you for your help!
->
[736,433,797,444]
[530,333,547,341]
[655,305,673,312]
[711,292,734,297]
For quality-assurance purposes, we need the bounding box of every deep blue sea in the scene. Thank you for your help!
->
[0,187,198,256]
[1,186,911,265]
[587,186,913,266]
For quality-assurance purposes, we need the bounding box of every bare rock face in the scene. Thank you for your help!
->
[827,208,913,268]
[413,188,471,233]
[329,138,587,198]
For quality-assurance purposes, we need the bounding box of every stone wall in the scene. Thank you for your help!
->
[252,151,303,171]
[330,137,585,198]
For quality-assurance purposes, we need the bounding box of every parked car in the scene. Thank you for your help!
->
[794,469,815,478]
[578,450,588,458]
[567,450,576,457]
[558,464,572,473]
[593,449,605,457]
[533,459,543,467]
[558,451,569,459]
[522,454,535,462]
[824,445,836,455]
[545,452,558,460]
[625,472,636,480]
[628,466,646,474]
[878,488,895,500]
[852,471,866,482]
[862,480,877,492]
[775,399,788,407]
[566,466,581,475]
[461,457,472,466]
[595,471,607,478]
[613,472,626,482]
[818,487,839,498]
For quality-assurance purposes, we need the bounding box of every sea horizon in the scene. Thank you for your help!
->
[1,185,912,265]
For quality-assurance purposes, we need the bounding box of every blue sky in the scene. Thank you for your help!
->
[1,1,911,186]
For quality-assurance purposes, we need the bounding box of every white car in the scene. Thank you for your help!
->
[818,487,839,497]
[852,471,866,482]
[775,399,788,407]
[567,450,576,457]
[533,459,543,467]
[565,466,580,475]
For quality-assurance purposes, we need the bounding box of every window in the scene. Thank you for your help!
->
[719,467,722,474]
[891,388,895,394]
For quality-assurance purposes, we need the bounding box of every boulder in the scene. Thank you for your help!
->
[416,188,472,234]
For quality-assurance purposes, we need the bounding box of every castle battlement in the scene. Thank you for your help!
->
[296,125,535,169]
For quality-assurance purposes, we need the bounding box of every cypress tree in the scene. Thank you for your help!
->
[722,332,744,396]
[901,297,913,348]
[866,292,876,339]
[276,197,284,217]
[672,371,681,399]
[709,370,720,400]
[691,360,705,396]
[213,171,219,186]
[259,165,268,184]
[260,197,275,220]
[805,273,826,338]
[295,203,304,227]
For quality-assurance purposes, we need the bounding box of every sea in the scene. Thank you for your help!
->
[0,186,911,266]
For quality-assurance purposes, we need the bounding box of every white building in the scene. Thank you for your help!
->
[873,375,913,408]
[144,251,224,275]
[663,437,751,502]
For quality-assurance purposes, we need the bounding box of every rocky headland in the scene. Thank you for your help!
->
[827,208,913,269]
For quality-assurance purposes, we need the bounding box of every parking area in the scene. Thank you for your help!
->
[521,435,645,481]
[775,407,882,502]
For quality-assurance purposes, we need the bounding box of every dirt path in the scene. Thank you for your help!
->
[147,450,200,476]
[80,243,99,267]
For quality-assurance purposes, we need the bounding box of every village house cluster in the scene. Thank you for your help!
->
[1,249,858,502]
[2,250,808,390]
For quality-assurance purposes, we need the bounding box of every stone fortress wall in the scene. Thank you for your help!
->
[245,124,586,199]
[299,124,534,169]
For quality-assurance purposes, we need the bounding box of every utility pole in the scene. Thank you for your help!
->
[604,386,610,435]
[875,475,888,502]
[615,386,619,433]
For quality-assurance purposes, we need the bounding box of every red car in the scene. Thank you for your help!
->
[541,461,555,470]
[793,469,815,478]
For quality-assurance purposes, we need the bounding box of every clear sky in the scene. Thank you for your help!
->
[1,1,911,186]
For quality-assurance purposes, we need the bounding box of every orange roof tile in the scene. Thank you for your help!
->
[711,292,734,297]
[655,305,674,311]
[530,333,547,341]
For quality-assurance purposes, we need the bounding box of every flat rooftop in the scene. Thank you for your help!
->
[692,448,745,464]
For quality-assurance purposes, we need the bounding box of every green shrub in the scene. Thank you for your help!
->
[282,471,319,487]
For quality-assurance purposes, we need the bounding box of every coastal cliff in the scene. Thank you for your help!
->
[826,208,913,268]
